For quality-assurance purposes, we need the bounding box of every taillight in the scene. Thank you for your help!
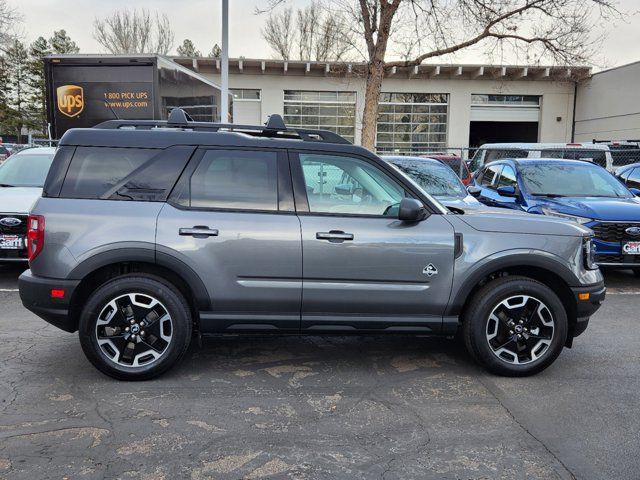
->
[27,215,45,263]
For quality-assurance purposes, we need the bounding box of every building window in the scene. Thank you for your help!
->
[471,94,540,106]
[230,89,261,101]
[283,91,356,143]
[376,93,449,155]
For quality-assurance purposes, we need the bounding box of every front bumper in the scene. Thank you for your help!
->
[570,281,606,338]
[19,269,80,333]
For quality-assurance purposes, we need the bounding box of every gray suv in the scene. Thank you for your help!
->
[19,110,605,380]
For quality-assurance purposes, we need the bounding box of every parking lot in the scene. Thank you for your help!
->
[0,264,638,480]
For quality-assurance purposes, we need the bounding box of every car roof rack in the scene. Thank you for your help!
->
[93,108,352,145]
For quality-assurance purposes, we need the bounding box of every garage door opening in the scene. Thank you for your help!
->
[469,94,541,148]
[469,121,539,148]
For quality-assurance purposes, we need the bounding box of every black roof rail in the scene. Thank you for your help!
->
[93,108,351,145]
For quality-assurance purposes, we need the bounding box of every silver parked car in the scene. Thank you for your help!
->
[19,110,605,380]
[0,147,56,262]
[383,156,484,210]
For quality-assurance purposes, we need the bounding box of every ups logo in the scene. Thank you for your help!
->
[56,85,84,118]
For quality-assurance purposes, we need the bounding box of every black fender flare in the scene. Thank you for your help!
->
[67,245,210,311]
[446,251,581,316]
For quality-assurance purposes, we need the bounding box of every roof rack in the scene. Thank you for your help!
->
[93,108,351,145]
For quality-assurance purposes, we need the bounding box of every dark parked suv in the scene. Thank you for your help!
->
[19,110,605,380]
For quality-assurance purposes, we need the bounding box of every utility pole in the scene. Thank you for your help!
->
[220,0,229,122]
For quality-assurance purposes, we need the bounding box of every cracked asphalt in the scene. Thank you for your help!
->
[0,264,639,480]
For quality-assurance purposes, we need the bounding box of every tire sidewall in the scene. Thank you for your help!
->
[466,278,568,376]
[78,275,192,380]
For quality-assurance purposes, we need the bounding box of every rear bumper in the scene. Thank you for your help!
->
[19,270,80,333]
[570,281,606,338]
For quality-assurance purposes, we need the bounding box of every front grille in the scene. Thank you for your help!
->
[0,249,28,259]
[0,214,28,235]
[591,222,640,243]
[596,254,640,264]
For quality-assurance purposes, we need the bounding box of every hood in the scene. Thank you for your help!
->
[458,209,591,236]
[534,196,640,222]
[437,194,483,209]
[0,187,43,213]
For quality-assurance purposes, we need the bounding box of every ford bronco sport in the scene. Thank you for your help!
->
[19,110,606,380]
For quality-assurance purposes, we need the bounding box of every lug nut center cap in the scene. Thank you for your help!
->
[514,325,523,334]
[130,324,140,335]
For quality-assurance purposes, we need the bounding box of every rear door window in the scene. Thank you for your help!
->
[178,149,279,211]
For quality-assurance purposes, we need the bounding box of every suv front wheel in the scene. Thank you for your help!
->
[78,274,193,380]
[463,276,568,376]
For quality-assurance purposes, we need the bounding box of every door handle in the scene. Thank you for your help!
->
[179,226,219,238]
[316,230,354,242]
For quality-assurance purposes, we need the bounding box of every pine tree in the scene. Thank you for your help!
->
[27,36,51,135]
[208,44,222,58]
[176,39,201,57]
[3,39,34,143]
[49,29,79,54]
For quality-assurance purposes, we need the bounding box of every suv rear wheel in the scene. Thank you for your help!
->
[78,274,192,380]
[462,276,568,376]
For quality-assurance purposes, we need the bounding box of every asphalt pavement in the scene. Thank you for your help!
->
[0,264,638,480]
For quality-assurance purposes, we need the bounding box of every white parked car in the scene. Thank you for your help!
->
[471,142,613,171]
[0,147,56,262]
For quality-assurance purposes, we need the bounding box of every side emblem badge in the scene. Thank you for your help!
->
[423,263,438,277]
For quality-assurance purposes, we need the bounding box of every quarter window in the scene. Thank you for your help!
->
[185,150,279,211]
[298,153,404,216]
[61,147,157,199]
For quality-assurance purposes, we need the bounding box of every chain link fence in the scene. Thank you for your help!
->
[377,145,640,176]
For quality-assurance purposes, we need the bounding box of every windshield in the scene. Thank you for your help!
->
[391,160,467,198]
[0,152,54,187]
[520,163,631,198]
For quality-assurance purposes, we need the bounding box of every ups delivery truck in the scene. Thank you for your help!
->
[45,55,228,139]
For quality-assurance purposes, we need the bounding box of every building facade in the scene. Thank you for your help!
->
[574,61,640,142]
[174,57,590,153]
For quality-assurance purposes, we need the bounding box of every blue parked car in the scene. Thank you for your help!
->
[473,158,640,275]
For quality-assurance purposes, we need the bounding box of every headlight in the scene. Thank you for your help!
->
[583,237,598,270]
[541,208,593,225]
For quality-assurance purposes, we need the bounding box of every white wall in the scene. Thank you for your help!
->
[200,69,576,148]
[575,61,640,141]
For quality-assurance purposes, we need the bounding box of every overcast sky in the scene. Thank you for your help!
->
[12,0,640,71]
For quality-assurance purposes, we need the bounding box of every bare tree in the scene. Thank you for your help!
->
[262,1,354,61]
[297,2,354,61]
[262,6,295,60]
[260,0,620,150]
[93,9,175,55]
[0,0,21,51]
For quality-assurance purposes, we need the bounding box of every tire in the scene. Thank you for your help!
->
[632,268,640,278]
[78,274,192,380]
[462,275,568,377]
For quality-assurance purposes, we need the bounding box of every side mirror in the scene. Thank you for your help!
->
[334,183,354,196]
[467,185,482,198]
[398,197,426,222]
[629,187,640,197]
[496,185,518,197]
